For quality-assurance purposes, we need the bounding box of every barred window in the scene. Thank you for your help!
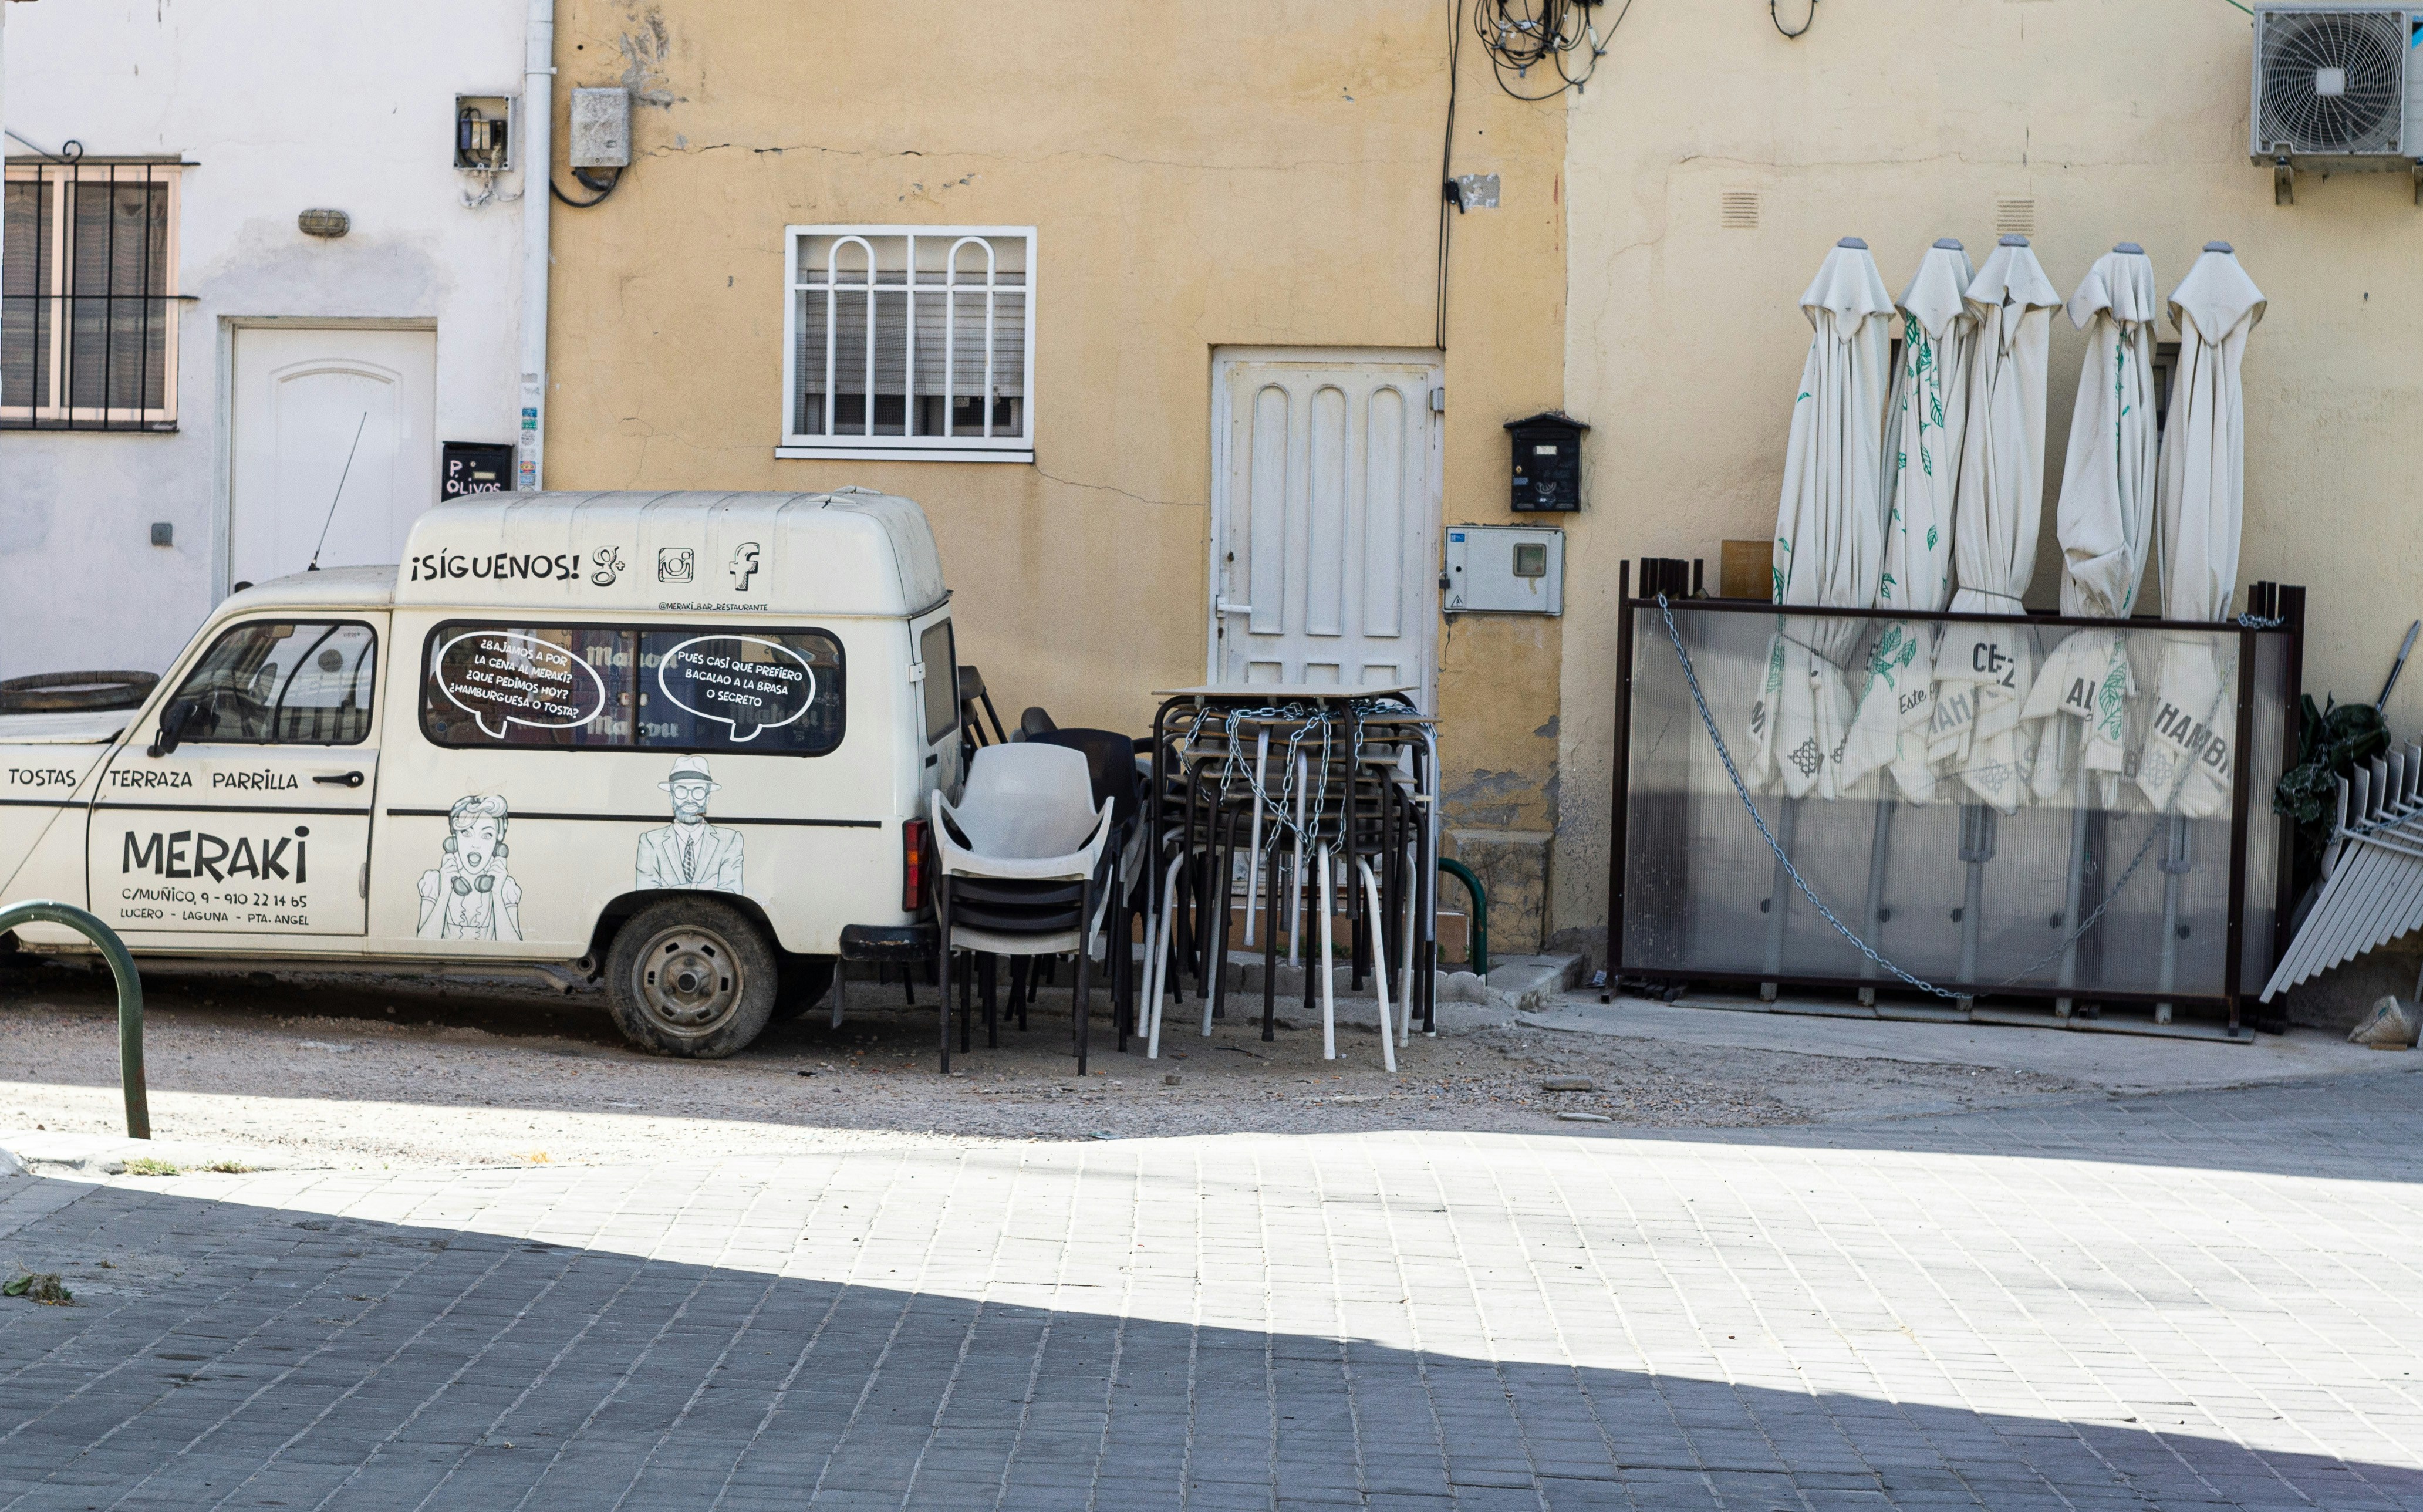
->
[780,227,1032,462]
[2,161,183,431]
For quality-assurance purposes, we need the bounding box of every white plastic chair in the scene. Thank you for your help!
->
[930,744,1114,1073]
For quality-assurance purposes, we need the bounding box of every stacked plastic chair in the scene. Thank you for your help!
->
[930,744,1116,1074]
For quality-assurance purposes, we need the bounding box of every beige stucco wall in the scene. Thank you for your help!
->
[1555,0,2423,945]
[544,1,1571,943]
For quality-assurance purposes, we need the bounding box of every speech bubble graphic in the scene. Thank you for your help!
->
[436,630,610,741]
[654,635,816,744]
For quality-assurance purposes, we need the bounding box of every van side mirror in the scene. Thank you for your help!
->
[147,701,195,758]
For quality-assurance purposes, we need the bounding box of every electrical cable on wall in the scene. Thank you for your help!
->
[1472,0,1630,102]
[551,166,623,209]
[1437,0,1467,350]
[1770,0,1818,39]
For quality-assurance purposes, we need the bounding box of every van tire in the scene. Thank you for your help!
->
[604,897,778,1058]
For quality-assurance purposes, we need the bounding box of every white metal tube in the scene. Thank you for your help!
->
[516,0,555,490]
[1317,847,1337,1060]
[1356,856,1395,1074]
[1144,852,1184,1059]
[1,0,9,343]
[1399,840,1416,1047]
[1287,750,1307,967]
[1243,728,1268,947]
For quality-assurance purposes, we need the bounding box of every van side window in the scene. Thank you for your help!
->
[421,625,635,748]
[421,622,845,757]
[161,621,377,746]
[918,620,956,747]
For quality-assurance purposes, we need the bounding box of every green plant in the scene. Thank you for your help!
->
[121,1156,180,1177]
[2276,694,2392,897]
[3,1271,70,1304]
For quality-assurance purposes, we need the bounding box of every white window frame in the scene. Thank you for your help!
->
[777,224,1035,464]
[1,161,185,430]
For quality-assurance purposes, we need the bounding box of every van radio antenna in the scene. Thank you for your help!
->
[306,411,372,573]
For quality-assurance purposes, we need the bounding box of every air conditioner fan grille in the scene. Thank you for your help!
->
[2257,9,2406,155]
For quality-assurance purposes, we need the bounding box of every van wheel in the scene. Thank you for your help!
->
[605,898,778,1058]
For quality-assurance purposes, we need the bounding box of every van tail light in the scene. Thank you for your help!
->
[902,818,929,913]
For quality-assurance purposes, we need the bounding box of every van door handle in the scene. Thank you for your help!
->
[314,771,365,788]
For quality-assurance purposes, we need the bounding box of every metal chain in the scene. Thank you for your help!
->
[1651,595,1959,998]
[1184,695,1419,858]
[1650,593,2214,1000]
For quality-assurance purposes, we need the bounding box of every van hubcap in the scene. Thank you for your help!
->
[636,927,742,1037]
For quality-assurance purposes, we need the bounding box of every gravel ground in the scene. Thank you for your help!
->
[0,958,2090,1170]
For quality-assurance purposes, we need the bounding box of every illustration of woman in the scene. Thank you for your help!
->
[416,795,523,941]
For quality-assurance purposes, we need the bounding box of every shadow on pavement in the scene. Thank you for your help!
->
[0,1174,2414,1511]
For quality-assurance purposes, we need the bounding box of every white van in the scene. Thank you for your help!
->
[0,490,959,1057]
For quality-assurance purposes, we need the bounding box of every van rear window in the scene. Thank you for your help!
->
[420,622,845,756]
[918,620,956,746]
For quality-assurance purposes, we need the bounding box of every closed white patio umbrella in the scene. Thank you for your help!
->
[1929,236,2061,816]
[1746,237,1895,802]
[1746,237,1893,988]
[2025,242,2162,799]
[2020,242,2160,1008]
[2139,242,2266,818]
[1926,234,2059,991]
[1837,238,1977,803]
[1834,238,1974,995]
[2139,242,2265,1017]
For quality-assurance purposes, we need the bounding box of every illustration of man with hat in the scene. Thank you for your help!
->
[635,756,745,893]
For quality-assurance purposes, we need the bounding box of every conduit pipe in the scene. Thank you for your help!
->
[517,0,554,489]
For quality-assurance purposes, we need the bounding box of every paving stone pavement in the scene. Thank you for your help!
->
[1,1073,2419,1511]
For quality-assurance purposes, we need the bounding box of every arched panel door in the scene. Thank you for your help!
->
[229,327,436,589]
[1210,349,1442,706]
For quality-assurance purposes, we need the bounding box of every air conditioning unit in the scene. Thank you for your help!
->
[2250,4,2423,201]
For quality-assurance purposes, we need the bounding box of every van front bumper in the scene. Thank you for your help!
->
[838,923,937,963]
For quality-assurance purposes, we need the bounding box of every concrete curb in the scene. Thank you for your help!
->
[1190,950,1588,1025]
[0,1129,313,1179]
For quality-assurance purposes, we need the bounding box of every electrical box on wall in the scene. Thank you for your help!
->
[1445,525,1564,616]
[569,87,633,168]
[454,95,515,171]
[1504,410,1587,512]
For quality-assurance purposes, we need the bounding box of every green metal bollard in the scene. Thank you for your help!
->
[1436,859,1489,978]
[0,900,149,1139]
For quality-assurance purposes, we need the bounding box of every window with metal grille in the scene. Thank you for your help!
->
[2,161,184,431]
[780,226,1032,461]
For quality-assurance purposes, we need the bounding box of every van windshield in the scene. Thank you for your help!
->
[420,621,845,756]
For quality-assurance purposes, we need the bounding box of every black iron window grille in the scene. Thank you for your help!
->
[2,159,184,431]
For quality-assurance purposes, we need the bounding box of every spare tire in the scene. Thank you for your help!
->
[0,670,160,714]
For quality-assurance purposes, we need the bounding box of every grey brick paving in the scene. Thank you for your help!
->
[1,1073,2419,1509]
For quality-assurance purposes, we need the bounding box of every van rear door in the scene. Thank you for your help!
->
[87,616,385,939]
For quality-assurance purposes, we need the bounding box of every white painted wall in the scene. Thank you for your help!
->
[1,1,528,681]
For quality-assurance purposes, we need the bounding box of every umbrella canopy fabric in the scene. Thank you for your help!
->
[1929,236,2061,814]
[2139,243,2266,818]
[1746,238,1895,801]
[2023,244,2161,806]
[1837,238,1976,802]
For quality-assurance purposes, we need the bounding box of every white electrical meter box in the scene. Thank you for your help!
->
[569,87,633,168]
[1444,525,1563,616]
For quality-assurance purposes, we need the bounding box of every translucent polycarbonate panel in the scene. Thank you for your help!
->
[1621,605,2289,1008]
[2239,632,2293,991]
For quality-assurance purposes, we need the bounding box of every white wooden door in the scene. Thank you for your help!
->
[1210,349,1442,704]
[229,327,436,589]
